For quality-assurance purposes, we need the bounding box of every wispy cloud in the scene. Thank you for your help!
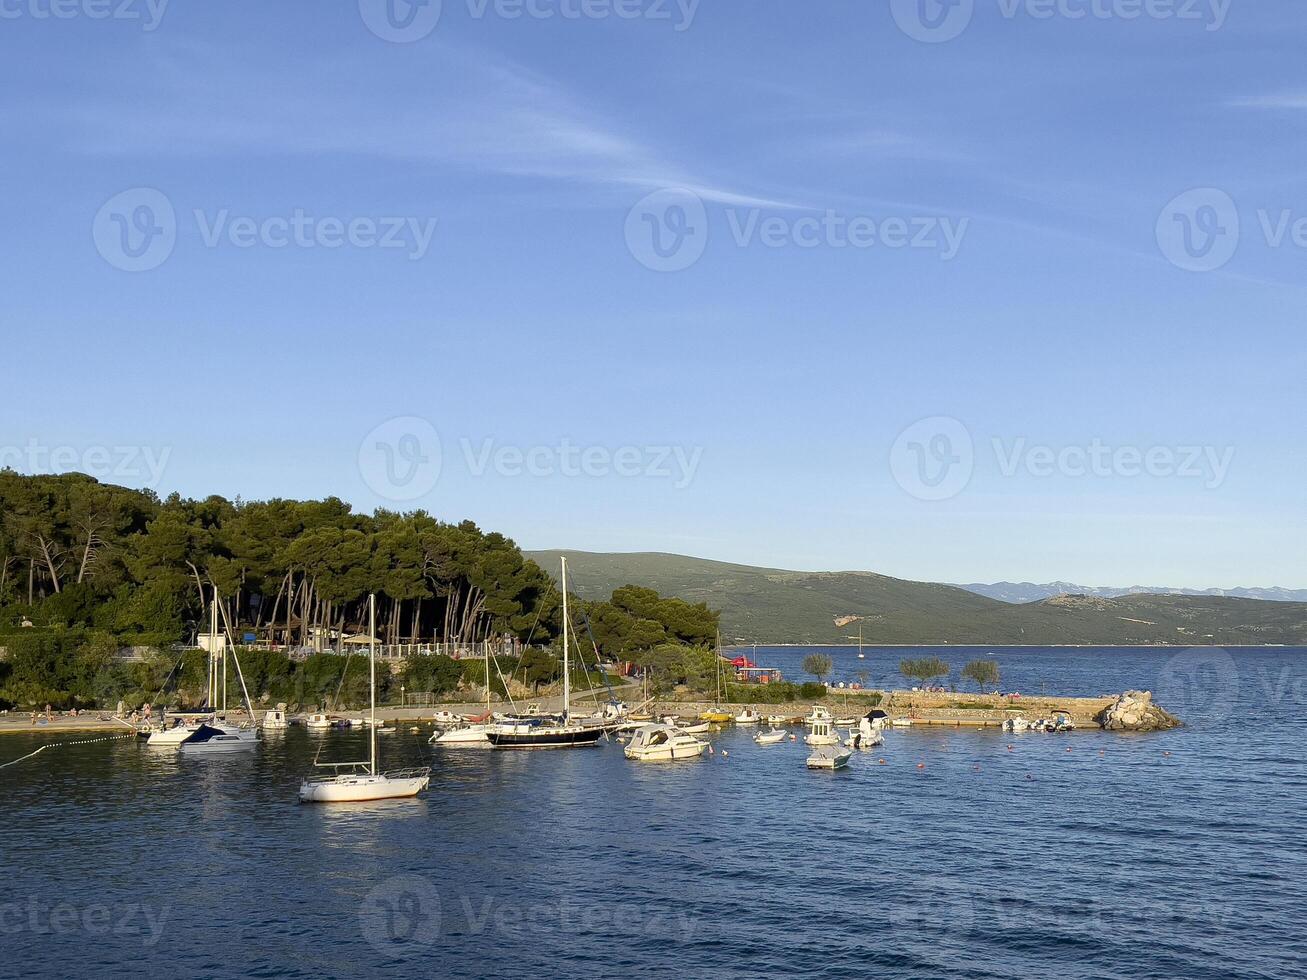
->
[8,37,802,209]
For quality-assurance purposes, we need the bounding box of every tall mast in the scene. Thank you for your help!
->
[208,593,217,709]
[218,597,226,713]
[369,594,378,776]
[561,556,570,722]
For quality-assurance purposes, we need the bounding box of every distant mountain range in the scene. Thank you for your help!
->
[954,582,1307,604]
[527,550,1307,646]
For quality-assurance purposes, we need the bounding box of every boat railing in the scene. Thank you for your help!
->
[382,767,433,780]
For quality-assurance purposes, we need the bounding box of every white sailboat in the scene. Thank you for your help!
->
[486,557,602,750]
[299,595,431,803]
[177,595,260,754]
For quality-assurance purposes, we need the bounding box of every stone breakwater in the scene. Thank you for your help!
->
[659,689,1182,731]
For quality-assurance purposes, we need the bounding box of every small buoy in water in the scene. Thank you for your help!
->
[722,750,728,758]
[1026,773,1034,780]
[1007,745,1014,751]
[1164,751,1172,757]
[973,765,981,771]
[1066,747,1073,753]
[916,762,925,769]
[790,734,796,741]
[878,758,886,765]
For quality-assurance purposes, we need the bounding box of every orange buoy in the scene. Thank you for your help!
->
[916,762,925,769]
[878,758,886,765]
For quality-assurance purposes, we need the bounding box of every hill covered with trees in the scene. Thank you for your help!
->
[0,472,718,710]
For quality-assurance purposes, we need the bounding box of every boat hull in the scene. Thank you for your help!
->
[487,727,604,749]
[299,772,430,803]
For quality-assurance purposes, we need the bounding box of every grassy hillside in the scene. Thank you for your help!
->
[528,551,1307,646]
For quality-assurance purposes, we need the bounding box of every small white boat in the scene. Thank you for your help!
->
[754,728,786,746]
[430,724,493,747]
[1002,716,1031,733]
[807,745,853,770]
[624,724,707,762]
[305,713,333,731]
[890,718,912,728]
[262,708,288,730]
[765,715,790,726]
[734,708,761,725]
[805,707,839,746]
[679,721,711,735]
[431,710,462,726]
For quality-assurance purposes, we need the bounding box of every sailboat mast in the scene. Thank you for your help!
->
[561,557,570,721]
[369,593,378,776]
[208,593,217,709]
[219,597,226,713]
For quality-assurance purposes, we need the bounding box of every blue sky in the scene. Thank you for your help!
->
[2,0,1305,588]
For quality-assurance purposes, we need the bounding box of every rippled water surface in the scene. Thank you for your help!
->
[2,647,1304,979]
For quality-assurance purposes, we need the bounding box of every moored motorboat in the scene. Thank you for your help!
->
[805,706,839,746]
[807,745,853,770]
[734,708,761,725]
[754,728,786,745]
[262,708,288,730]
[430,724,493,748]
[179,723,259,754]
[624,724,707,761]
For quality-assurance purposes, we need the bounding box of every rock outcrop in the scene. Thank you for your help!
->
[1096,690,1182,732]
